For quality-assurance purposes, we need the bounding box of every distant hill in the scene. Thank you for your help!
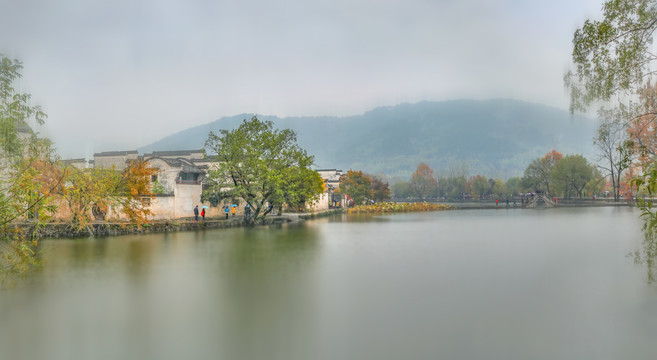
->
[139,99,596,179]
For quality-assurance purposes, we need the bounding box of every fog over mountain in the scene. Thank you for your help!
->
[139,99,596,179]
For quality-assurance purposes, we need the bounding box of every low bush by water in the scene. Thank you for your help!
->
[347,202,449,214]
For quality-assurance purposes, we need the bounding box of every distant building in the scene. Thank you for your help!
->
[92,150,139,169]
[315,169,345,209]
[61,158,87,169]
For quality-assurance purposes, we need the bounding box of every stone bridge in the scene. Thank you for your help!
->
[524,194,557,208]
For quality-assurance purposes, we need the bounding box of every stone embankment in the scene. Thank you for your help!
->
[19,210,345,239]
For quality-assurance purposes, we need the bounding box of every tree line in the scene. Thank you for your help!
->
[391,151,605,201]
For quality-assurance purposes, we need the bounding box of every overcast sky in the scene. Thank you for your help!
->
[1,0,605,158]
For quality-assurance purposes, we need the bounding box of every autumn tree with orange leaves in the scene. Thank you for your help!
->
[410,163,438,200]
[61,160,157,232]
[521,150,563,195]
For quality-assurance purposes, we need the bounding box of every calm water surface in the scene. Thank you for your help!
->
[1,207,657,360]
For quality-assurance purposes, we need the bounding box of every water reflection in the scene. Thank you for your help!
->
[631,228,657,284]
[2,208,657,360]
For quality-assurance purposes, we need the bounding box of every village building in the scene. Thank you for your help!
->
[61,149,342,220]
[316,169,345,208]
[61,158,87,169]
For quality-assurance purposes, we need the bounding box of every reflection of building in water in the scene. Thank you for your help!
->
[60,150,343,219]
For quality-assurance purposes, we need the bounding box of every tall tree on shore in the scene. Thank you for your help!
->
[340,170,372,205]
[594,117,634,200]
[564,0,657,221]
[552,154,595,198]
[521,150,563,195]
[410,163,438,200]
[370,176,391,202]
[203,116,323,224]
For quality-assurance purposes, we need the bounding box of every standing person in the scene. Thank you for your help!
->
[244,204,251,221]
[224,206,229,219]
[201,208,205,221]
[231,205,236,218]
[194,205,199,221]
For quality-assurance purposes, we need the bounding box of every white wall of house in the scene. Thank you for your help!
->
[146,158,180,194]
[174,183,202,218]
[149,196,176,219]
[308,192,330,212]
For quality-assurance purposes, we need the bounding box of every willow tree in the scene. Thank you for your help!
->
[565,0,657,219]
[1,55,63,278]
[203,116,323,224]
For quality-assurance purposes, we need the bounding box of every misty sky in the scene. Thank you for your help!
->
[1,0,605,158]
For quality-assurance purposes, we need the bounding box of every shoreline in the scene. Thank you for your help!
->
[22,209,346,239]
[16,203,637,240]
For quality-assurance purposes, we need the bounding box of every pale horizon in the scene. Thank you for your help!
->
[1,0,606,158]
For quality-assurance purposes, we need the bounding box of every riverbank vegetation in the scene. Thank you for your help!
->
[391,155,605,202]
[347,202,449,214]
[338,170,391,205]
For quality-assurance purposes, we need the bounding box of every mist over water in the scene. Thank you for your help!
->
[1,207,656,360]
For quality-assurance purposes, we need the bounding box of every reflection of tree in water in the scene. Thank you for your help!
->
[631,229,657,284]
[212,224,322,360]
[0,240,42,289]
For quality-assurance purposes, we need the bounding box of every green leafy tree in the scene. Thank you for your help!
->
[492,179,506,198]
[585,167,607,196]
[392,180,413,199]
[565,0,657,221]
[552,154,595,198]
[341,170,372,205]
[565,0,657,113]
[469,175,490,198]
[280,165,325,212]
[505,177,523,196]
[203,116,323,224]
[441,176,467,200]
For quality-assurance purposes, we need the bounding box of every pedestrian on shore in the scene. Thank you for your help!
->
[231,205,236,218]
[194,205,199,221]
[245,204,251,221]
[201,208,205,221]
[224,205,229,219]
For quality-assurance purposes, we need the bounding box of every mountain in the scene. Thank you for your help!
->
[139,99,596,179]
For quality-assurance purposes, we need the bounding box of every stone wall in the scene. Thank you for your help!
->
[20,216,292,239]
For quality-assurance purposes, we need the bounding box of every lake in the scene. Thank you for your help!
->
[1,207,657,360]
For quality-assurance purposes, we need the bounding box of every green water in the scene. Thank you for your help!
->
[1,207,657,360]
